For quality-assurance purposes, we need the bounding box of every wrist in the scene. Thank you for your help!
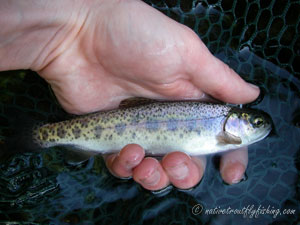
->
[0,0,91,71]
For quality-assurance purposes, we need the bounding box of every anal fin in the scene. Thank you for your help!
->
[60,146,99,165]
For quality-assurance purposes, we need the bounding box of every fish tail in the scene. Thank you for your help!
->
[1,114,43,160]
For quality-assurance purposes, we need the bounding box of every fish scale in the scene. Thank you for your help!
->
[32,101,272,156]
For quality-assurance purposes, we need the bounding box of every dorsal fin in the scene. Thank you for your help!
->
[119,97,158,109]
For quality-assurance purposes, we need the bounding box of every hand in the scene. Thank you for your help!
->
[105,145,248,190]
[0,0,259,190]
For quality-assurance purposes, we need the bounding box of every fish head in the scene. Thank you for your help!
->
[223,108,273,145]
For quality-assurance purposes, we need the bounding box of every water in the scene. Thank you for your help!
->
[0,0,299,224]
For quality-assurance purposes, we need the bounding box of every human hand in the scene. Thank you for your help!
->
[0,0,259,190]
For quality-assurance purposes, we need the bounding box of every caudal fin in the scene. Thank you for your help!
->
[1,115,43,160]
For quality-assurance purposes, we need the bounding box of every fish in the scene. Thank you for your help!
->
[30,101,272,156]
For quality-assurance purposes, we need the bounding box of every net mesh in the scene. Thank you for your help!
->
[147,0,299,79]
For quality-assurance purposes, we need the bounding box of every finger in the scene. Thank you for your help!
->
[104,144,145,178]
[220,147,248,184]
[185,35,260,104]
[162,151,206,189]
[133,157,169,191]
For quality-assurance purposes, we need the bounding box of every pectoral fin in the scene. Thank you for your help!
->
[217,131,242,145]
[62,146,99,165]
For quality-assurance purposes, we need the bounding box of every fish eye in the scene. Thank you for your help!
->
[252,117,264,127]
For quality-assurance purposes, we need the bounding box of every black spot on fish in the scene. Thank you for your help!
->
[115,123,126,135]
[145,121,159,132]
[56,126,66,138]
[130,114,140,125]
[180,133,183,138]
[109,134,112,140]
[72,126,81,139]
[94,125,102,138]
[41,130,48,141]
[186,120,196,132]
[156,136,160,141]
[132,132,136,139]
[167,119,178,131]
[79,119,89,128]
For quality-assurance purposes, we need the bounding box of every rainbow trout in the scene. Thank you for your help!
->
[32,102,272,156]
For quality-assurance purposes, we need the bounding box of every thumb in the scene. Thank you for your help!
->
[187,40,260,104]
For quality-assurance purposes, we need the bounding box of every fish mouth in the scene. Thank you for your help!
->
[251,120,273,144]
[257,126,272,142]
[263,113,274,138]
[243,127,271,147]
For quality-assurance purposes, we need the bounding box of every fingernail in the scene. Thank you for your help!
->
[247,83,260,91]
[221,162,245,185]
[231,172,247,184]
[139,169,161,186]
[231,176,242,184]
[166,162,189,180]
[125,156,140,169]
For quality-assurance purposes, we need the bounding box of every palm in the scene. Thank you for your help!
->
[38,0,210,114]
